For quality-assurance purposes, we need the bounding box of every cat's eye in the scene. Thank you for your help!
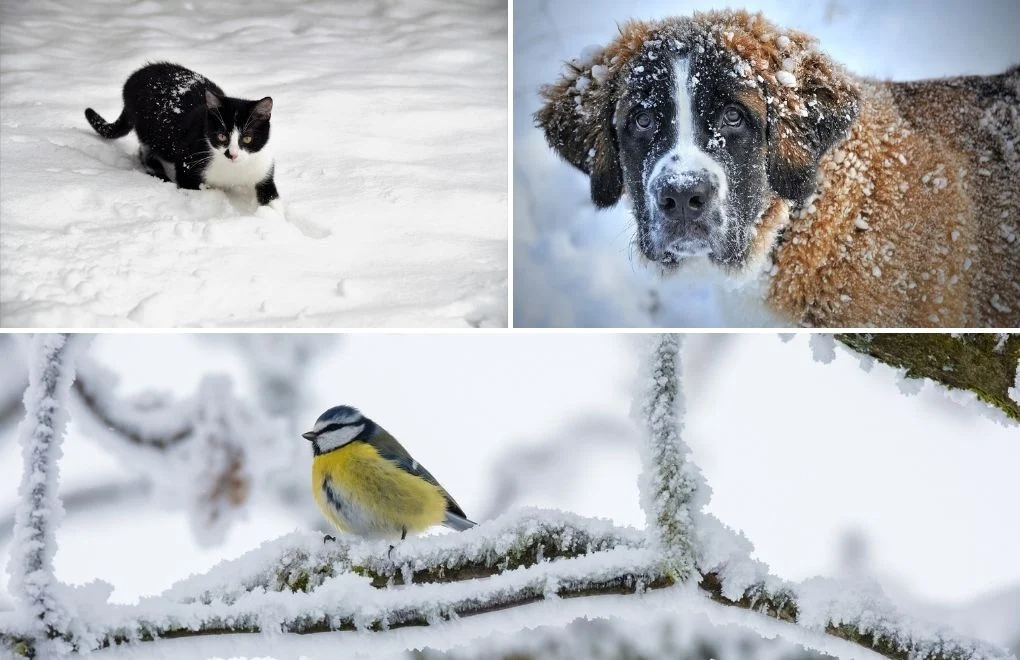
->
[633,111,655,132]
[216,133,227,142]
[242,136,252,144]
[721,106,744,128]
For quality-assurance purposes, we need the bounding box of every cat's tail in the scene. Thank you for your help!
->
[84,107,132,139]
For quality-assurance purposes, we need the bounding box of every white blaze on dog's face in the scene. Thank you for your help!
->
[639,58,732,263]
[614,49,771,272]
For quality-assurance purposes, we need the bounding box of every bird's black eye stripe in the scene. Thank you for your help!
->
[315,421,363,436]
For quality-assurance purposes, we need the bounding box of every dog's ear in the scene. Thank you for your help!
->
[766,51,860,203]
[535,60,624,208]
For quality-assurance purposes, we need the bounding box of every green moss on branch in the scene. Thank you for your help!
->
[837,334,1020,422]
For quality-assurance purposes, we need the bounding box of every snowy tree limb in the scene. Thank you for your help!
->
[68,357,291,545]
[4,510,1005,659]
[70,358,193,449]
[635,334,701,581]
[7,334,90,655]
[837,333,1020,423]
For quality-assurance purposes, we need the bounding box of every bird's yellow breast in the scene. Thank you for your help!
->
[311,441,447,538]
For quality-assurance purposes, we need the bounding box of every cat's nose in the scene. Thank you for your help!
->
[226,150,238,161]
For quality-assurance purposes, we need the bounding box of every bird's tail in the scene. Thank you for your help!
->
[443,512,476,531]
[84,107,132,139]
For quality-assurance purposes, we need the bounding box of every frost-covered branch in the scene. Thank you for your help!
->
[7,334,90,655]
[634,334,702,581]
[2,509,1008,658]
[70,358,193,449]
[69,357,290,545]
[836,333,1020,423]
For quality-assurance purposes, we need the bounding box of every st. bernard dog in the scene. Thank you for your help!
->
[536,10,1019,327]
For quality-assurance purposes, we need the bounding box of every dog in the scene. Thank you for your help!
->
[535,10,1019,327]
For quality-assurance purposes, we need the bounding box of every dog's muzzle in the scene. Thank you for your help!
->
[642,169,720,262]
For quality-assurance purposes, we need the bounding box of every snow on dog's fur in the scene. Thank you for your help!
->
[536,10,1019,327]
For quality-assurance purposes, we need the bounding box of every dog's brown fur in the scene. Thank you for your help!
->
[537,10,1019,327]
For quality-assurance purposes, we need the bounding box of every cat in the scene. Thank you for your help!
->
[85,62,283,215]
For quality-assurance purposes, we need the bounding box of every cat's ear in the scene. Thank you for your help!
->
[253,97,273,120]
[205,90,222,110]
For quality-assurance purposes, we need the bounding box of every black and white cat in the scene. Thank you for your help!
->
[85,62,283,215]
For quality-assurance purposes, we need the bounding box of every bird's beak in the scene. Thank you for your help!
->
[302,431,317,441]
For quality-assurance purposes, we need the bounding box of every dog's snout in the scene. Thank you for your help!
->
[656,174,716,223]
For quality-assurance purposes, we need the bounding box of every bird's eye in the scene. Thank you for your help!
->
[633,111,655,132]
[721,106,744,127]
[242,135,252,144]
[217,133,227,142]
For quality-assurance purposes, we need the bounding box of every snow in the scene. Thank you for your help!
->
[810,334,837,364]
[776,70,798,87]
[514,0,1020,326]
[0,0,507,328]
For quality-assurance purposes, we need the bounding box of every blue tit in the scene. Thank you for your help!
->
[302,405,476,541]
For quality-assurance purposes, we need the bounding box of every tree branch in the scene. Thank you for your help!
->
[8,334,90,655]
[70,359,192,449]
[635,334,700,581]
[837,333,1020,423]
[3,511,1006,659]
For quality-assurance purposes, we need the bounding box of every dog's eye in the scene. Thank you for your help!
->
[721,107,744,127]
[242,135,252,144]
[216,133,227,142]
[633,111,655,132]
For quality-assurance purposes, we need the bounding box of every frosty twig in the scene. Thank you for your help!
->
[635,334,701,581]
[8,334,90,653]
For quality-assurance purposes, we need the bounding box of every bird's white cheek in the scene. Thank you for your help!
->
[316,425,364,453]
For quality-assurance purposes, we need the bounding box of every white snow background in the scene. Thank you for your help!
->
[0,334,1018,657]
[0,0,507,328]
[513,0,1020,327]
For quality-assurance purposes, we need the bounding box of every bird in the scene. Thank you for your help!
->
[302,405,476,544]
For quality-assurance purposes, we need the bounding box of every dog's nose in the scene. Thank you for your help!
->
[656,175,716,223]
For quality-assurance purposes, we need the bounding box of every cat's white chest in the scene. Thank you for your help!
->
[202,147,274,190]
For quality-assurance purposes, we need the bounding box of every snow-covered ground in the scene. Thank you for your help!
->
[1,334,1018,657]
[513,0,1020,327]
[0,0,507,328]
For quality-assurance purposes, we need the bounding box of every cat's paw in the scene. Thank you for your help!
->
[256,199,286,221]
